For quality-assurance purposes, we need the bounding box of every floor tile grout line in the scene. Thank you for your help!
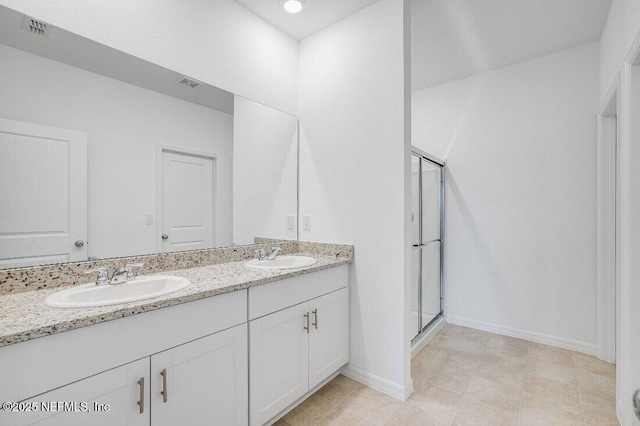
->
[516,340,531,426]
[573,350,588,426]
[446,332,483,426]
[313,379,362,425]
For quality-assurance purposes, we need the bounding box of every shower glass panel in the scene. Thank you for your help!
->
[411,148,444,343]
[421,241,441,326]
[411,156,421,247]
[422,161,441,243]
[411,247,421,335]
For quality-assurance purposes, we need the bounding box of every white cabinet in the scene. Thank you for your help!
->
[250,303,310,424]
[308,290,349,389]
[2,324,247,426]
[151,324,248,426]
[250,287,349,426]
[0,358,150,426]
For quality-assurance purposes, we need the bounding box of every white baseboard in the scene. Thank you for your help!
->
[447,315,598,356]
[340,364,413,401]
[411,316,446,358]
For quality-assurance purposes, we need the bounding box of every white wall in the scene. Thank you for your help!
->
[233,96,298,244]
[412,43,600,352]
[0,0,299,116]
[298,0,412,398]
[0,44,233,258]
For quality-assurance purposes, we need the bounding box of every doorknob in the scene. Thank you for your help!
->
[162,234,168,240]
[74,240,85,248]
[634,389,640,420]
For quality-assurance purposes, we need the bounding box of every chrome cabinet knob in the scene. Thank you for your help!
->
[75,240,85,248]
[161,234,168,240]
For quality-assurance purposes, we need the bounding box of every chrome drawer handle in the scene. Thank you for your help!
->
[160,368,168,403]
[137,377,144,414]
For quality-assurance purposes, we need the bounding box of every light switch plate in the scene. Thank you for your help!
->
[146,215,153,225]
[303,216,311,231]
[287,215,295,230]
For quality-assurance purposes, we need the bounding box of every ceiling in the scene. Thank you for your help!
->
[238,0,612,90]
[0,5,234,114]
[411,0,613,90]
[235,0,380,40]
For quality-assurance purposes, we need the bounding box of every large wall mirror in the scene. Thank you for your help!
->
[0,5,298,269]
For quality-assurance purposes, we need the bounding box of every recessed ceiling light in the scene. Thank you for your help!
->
[283,0,303,14]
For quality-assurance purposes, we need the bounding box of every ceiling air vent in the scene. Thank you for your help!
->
[22,15,49,37]
[178,76,203,89]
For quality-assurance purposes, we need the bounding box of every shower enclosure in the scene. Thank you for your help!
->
[411,147,444,343]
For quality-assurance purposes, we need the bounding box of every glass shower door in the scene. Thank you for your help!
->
[420,160,442,329]
[410,150,444,342]
[410,155,421,338]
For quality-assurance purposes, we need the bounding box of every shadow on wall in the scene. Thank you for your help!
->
[444,169,512,313]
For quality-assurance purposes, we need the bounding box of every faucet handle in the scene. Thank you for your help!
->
[124,263,144,279]
[84,267,109,285]
[268,247,281,260]
[255,249,266,261]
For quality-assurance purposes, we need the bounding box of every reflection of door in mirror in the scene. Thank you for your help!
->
[0,118,87,268]
[160,149,215,252]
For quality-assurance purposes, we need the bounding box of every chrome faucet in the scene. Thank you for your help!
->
[255,248,267,261]
[267,247,280,260]
[110,263,144,285]
[84,267,109,286]
[84,263,144,285]
[254,247,279,261]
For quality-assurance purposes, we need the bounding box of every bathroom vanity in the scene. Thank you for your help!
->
[0,244,351,426]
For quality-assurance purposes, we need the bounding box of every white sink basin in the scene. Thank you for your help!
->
[245,255,317,270]
[43,275,190,309]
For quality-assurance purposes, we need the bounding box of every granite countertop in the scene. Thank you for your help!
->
[0,253,350,348]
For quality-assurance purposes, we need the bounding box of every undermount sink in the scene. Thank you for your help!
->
[245,255,317,270]
[43,275,191,309]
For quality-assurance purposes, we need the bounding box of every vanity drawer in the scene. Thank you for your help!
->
[249,265,348,320]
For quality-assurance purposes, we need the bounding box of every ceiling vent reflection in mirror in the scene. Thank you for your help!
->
[178,76,203,89]
[22,15,48,37]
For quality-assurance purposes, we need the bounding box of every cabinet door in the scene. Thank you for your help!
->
[308,288,349,389]
[250,302,309,426]
[0,358,149,426]
[151,323,248,426]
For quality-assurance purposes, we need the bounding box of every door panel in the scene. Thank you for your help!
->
[0,118,87,268]
[0,358,149,426]
[308,288,349,389]
[421,159,441,243]
[151,324,248,426]
[411,155,421,246]
[421,241,441,326]
[161,150,214,252]
[250,302,309,426]
[411,247,421,338]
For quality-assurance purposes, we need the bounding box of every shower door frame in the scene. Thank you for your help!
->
[411,147,445,344]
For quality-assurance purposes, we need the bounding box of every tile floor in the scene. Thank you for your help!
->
[274,324,618,426]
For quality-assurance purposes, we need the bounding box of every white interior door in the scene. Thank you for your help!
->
[0,118,87,268]
[627,61,640,426]
[161,150,215,252]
